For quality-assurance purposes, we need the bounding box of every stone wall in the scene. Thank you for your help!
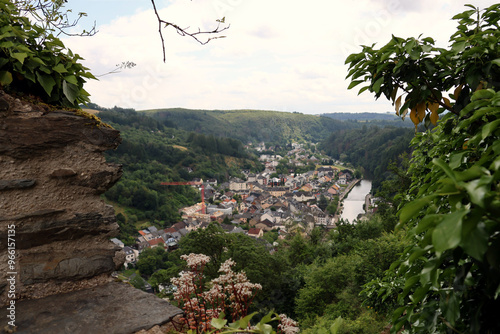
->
[0,90,124,304]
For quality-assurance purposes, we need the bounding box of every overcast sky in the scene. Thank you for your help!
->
[62,0,497,114]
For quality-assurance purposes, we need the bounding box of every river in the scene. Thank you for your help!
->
[340,179,372,223]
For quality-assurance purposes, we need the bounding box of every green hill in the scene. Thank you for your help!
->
[321,112,414,127]
[141,108,357,144]
[87,104,262,244]
[319,126,414,191]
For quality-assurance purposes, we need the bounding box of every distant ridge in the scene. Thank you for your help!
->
[321,112,409,123]
[141,107,357,144]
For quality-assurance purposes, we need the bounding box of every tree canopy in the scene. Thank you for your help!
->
[347,4,500,333]
[346,4,500,129]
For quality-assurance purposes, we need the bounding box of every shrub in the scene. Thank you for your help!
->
[0,0,95,107]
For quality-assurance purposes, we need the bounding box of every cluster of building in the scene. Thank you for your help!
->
[112,144,359,268]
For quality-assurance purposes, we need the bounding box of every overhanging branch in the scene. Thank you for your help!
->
[151,0,230,62]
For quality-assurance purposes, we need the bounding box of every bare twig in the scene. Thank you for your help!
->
[96,61,137,78]
[16,0,97,39]
[150,0,230,62]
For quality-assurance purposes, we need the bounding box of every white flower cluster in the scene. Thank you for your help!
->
[278,314,300,334]
[170,271,197,302]
[170,254,265,331]
[180,253,211,268]
[213,259,262,296]
[211,259,262,319]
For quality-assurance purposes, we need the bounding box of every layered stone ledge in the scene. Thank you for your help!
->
[0,91,123,304]
[0,91,184,333]
[0,281,183,334]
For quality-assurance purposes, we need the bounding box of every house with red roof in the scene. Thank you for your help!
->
[247,228,263,238]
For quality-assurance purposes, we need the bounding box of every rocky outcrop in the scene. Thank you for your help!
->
[0,90,123,304]
[0,281,183,334]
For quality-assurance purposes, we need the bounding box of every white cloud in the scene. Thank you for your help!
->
[63,0,498,114]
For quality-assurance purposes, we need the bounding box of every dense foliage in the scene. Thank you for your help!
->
[321,112,414,127]
[345,4,500,129]
[132,209,406,333]
[319,125,413,191]
[0,0,94,107]
[386,89,500,333]
[347,4,500,333]
[144,108,358,145]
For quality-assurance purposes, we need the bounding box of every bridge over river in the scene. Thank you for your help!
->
[335,179,372,224]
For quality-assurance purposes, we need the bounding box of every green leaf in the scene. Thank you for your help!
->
[260,310,276,324]
[211,317,227,330]
[411,284,430,303]
[399,195,437,224]
[36,72,56,96]
[481,119,500,140]
[491,58,500,67]
[452,41,467,53]
[404,275,420,291]
[231,312,257,329]
[64,75,78,85]
[254,322,273,334]
[495,283,500,300]
[0,70,13,85]
[432,209,468,252]
[442,293,460,325]
[11,52,27,64]
[62,81,80,104]
[15,44,31,53]
[415,214,443,234]
[30,57,46,65]
[420,258,439,288]
[53,63,68,73]
[372,76,384,94]
[433,158,457,182]
[392,306,406,323]
[408,246,428,262]
[455,165,486,182]
[461,179,489,208]
[330,316,344,334]
[357,86,370,95]
[461,218,488,260]
[0,41,14,48]
[347,80,364,90]
[471,88,495,101]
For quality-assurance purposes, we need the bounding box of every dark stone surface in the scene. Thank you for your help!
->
[73,168,123,194]
[1,282,183,334]
[0,179,36,190]
[20,251,117,285]
[0,209,65,223]
[50,168,77,178]
[0,97,9,112]
[0,111,121,159]
[0,212,115,250]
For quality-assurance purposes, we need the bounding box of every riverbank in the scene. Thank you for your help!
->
[338,179,361,202]
[333,179,360,223]
[334,179,372,224]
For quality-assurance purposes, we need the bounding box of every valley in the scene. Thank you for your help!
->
[92,105,411,332]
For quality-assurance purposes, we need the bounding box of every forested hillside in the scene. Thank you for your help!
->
[319,126,413,191]
[321,112,414,127]
[142,108,358,144]
[91,105,262,243]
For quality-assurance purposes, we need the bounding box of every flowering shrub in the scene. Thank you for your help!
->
[277,314,300,334]
[170,253,299,333]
